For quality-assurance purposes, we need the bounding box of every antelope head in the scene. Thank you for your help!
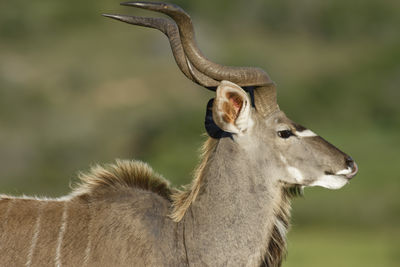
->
[104,1,358,190]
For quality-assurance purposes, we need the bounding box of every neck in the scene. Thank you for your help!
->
[178,137,292,267]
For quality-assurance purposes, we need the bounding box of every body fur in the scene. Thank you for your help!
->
[0,137,293,267]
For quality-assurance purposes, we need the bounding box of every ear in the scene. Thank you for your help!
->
[212,80,252,134]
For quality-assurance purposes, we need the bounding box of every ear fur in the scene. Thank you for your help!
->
[212,81,252,134]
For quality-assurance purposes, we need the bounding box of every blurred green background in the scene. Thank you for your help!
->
[0,0,399,266]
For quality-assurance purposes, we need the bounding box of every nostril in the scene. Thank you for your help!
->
[345,156,354,169]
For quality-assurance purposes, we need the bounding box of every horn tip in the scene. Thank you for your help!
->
[102,13,120,20]
[102,14,135,24]
[120,1,179,11]
[120,1,151,7]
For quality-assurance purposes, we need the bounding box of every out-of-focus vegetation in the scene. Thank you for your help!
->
[0,0,399,266]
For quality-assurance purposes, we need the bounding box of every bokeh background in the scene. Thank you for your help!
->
[1,0,399,266]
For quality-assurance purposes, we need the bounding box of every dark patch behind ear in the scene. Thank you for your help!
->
[205,98,232,139]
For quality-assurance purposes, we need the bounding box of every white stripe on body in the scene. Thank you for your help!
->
[55,202,69,267]
[83,199,92,266]
[26,202,44,267]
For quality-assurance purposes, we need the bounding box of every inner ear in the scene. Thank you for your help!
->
[228,92,243,115]
[223,92,244,124]
[212,80,251,134]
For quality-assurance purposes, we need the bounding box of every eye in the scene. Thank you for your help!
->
[277,130,294,139]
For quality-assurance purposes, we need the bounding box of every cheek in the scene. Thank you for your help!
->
[286,166,305,183]
[285,142,312,165]
[278,151,306,183]
[281,143,324,182]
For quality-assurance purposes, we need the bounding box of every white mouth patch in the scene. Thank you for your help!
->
[335,167,352,175]
[296,129,317,137]
[309,175,348,189]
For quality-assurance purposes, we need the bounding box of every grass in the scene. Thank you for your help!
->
[285,227,400,267]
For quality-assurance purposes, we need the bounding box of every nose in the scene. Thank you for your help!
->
[345,156,354,169]
[345,156,358,179]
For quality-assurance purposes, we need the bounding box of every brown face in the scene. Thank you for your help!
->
[211,81,358,190]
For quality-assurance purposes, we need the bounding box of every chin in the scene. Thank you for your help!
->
[308,175,349,190]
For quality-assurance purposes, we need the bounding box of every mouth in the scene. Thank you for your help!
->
[346,162,358,179]
[309,174,349,190]
[314,163,358,190]
[333,162,358,180]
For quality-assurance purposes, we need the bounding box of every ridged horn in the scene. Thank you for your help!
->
[104,2,279,116]
[253,84,279,117]
[102,14,220,88]
[120,1,274,87]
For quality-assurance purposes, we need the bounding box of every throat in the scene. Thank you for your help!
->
[260,188,293,267]
[175,137,295,266]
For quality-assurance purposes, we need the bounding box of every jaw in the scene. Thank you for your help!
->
[308,175,349,190]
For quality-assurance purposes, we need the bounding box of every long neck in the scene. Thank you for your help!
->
[182,137,290,267]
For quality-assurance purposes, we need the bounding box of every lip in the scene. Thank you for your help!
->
[346,162,358,179]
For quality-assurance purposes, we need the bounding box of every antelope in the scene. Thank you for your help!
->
[0,2,358,266]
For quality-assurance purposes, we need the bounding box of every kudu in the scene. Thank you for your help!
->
[0,2,358,266]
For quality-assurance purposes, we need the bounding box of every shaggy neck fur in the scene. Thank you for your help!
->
[0,138,298,266]
[173,137,296,267]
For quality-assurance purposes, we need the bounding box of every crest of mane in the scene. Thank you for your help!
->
[71,138,219,222]
[72,160,174,201]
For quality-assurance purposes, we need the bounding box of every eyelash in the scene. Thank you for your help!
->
[277,130,294,139]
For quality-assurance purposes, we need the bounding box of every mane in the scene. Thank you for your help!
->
[261,185,303,267]
[70,137,217,220]
[71,160,174,201]
[170,137,218,222]
[67,138,301,267]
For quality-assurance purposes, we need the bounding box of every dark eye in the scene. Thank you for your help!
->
[277,130,294,139]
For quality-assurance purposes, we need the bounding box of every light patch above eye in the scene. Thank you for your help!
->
[295,129,317,137]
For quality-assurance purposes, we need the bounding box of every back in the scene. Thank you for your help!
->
[0,160,186,266]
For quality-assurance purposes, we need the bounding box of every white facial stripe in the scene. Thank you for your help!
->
[279,154,288,164]
[336,167,352,175]
[309,175,348,190]
[280,153,305,183]
[287,166,304,183]
[296,129,317,137]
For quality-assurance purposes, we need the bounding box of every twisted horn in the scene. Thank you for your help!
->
[104,2,279,117]
[253,85,279,117]
[120,1,274,87]
[102,14,220,88]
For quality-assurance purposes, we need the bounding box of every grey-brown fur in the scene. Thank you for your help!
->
[0,142,294,267]
[1,2,358,266]
[0,160,187,266]
[0,139,287,266]
[0,105,355,266]
[0,76,357,267]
